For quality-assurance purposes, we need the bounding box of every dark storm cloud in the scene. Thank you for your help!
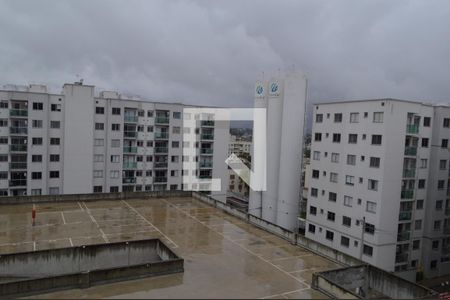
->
[0,0,449,109]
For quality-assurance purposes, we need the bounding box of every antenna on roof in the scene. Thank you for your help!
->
[74,74,84,85]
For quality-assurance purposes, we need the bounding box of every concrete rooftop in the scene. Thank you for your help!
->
[0,196,340,299]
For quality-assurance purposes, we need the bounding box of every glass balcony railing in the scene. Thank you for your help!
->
[399,211,412,221]
[395,253,408,264]
[397,231,410,242]
[154,162,168,168]
[400,190,414,199]
[404,146,417,156]
[406,124,419,134]
[10,109,28,117]
[124,116,138,123]
[201,120,214,127]
[10,127,28,135]
[155,117,170,124]
[402,169,415,178]
[199,174,212,179]
[123,162,137,169]
[200,161,213,168]
[154,132,169,139]
[154,177,167,183]
[9,144,27,152]
[10,162,27,169]
[123,146,137,153]
[201,134,214,140]
[122,177,136,184]
[154,147,168,154]
[9,179,27,187]
[200,148,213,154]
[124,131,137,138]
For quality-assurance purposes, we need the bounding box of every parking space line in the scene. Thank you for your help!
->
[61,212,66,224]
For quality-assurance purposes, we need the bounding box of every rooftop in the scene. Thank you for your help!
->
[0,196,340,299]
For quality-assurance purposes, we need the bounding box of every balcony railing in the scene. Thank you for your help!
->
[10,109,28,117]
[200,161,213,168]
[402,169,415,178]
[201,134,214,140]
[399,211,412,221]
[10,162,27,169]
[154,147,168,154]
[124,116,138,123]
[200,148,213,154]
[123,162,137,169]
[9,179,27,187]
[201,120,214,127]
[404,146,417,156]
[10,127,28,135]
[122,177,136,184]
[123,146,138,153]
[395,253,409,264]
[124,131,137,138]
[155,117,170,124]
[199,174,212,179]
[397,231,410,242]
[154,132,169,139]
[154,162,168,168]
[401,190,414,199]
[9,144,27,152]
[154,177,167,183]
[406,124,419,134]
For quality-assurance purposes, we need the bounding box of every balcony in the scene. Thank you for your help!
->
[444,227,450,235]
[399,211,412,221]
[154,162,168,169]
[123,162,137,169]
[155,117,170,124]
[397,231,410,242]
[124,131,137,138]
[154,147,168,154]
[201,134,214,140]
[10,127,28,135]
[404,146,417,156]
[154,177,167,183]
[199,174,212,179]
[154,132,169,139]
[9,179,27,187]
[10,162,27,169]
[122,177,136,184]
[201,120,214,127]
[406,124,419,134]
[124,116,138,123]
[400,190,414,199]
[402,169,415,178]
[10,109,28,117]
[123,146,138,153]
[200,161,213,168]
[395,253,409,264]
[200,148,213,155]
[9,144,27,152]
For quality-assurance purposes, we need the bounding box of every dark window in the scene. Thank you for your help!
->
[418,179,426,189]
[93,186,103,193]
[365,223,375,235]
[332,133,341,143]
[32,155,42,162]
[444,118,450,128]
[110,186,119,192]
[312,169,320,179]
[147,110,153,117]
[173,112,181,119]
[33,102,43,110]
[430,260,437,270]
[112,107,121,115]
[421,138,429,148]
[442,139,448,148]
[432,240,439,250]
[50,138,60,145]
[95,107,104,114]
[31,172,42,180]
[343,216,351,227]
[309,206,317,215]
[348,134,357,144]
[311,188,318,197]
[308,224,316,233]
[363,244,373,256]
[413,240,420,250]
[438,180,445,190]
[423,117,431,127]
[326,230,334,241]
[51,104,61,111]
[314,133,322,141]
[371,135,382,145]
[334,113,342,123]
[416,199,424,209]
[329,192,337,202]
[341,236,350,247]
[32,137,43,145]
[327,211,335,221]
[370,157,380,168]
[112,124,120,131]
[316,114,323,123]
[49,171,59,178]
[50,154,60,162]
[95,123,104,130]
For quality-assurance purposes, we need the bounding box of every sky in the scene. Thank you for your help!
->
[0,0,449,113]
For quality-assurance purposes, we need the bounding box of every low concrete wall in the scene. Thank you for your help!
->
[0,190,192,205]
[0,239,183,296]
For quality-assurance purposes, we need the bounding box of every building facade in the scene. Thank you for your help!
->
[306,98,450,280]
[0,83,229,198]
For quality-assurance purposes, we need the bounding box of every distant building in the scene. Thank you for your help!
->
[306,98,450,281]
[228,135,252,157]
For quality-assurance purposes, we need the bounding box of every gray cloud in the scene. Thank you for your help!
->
[0,0,449,111]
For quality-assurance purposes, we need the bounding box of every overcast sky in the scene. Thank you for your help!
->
[0,0,449,110]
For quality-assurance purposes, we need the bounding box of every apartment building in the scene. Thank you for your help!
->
[0,83,229,198]
[228,134,252,157]
[306,98,450,281]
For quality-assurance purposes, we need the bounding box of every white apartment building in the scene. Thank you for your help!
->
[306,98,450,281]
[0,83,229,198]
[228,135,252,157]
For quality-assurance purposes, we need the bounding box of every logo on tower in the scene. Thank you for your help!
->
[255,85,264,97]
[269,81,280,97]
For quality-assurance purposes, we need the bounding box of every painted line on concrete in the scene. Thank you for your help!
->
[272,254,313,261]
[61,212,66,225]
[82,202,109,243]
[33,241,36,251]
[121,200,178,248]
[77,201,84,211]
[260,287,312,299]
[68,238,74,247]
[289,267,316,274]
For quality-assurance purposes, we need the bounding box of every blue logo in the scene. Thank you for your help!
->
[270,83,278,93]
[256,85,263,95]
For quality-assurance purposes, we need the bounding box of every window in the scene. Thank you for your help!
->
[49,187,59,195]
[93,186,103,193]
[433,220,441,231]
[421,138,429,148]
[315,114,323,123]
[0,101,8,108]
[308,224,316,233]
[172,141,179,148]
[330,172,338,183]
[438,180,445,190]
[31,189,41,195]
[147,141,153,147]
[50,121,60,129]
[95,107,104,114]
[311,188,318,197]
[345,175,354,186]
[436,200,443,211]
[348,134,357,144]
[314,133,322,141]
[373,112,383,123]
[329,192,337,202]
[313,151,320,160]
[95,123,104,130]
[420,159,427,168]
[342,216,351,227]
[50,154,60,162]
[94,154,104,162]
[0,137,7,144]
[32,120,43,128]
[111,124,120,131]
[145,170,152,177]
[418,179,426,189]
[146,155,153,162]
[138,110,144,117]
[111,139,120,148]
[368,179,378,191]
[31,172,42,180]
[334,113,342,123]
[32,137,43,145]
[440,160,447,170]
[110,155,120,163]
[32,155,42,162]
[366,201,377,213]
[442,139,448,148]
[363,245,373,256]
[326,230,334,241]
[347,154,356,165]
[444,118,450,128]
[33,102,43,110]
[171,170,179,177]
[370,157,380,168]
[332,133,341,143]
[413,240,420,250]
[344,196,353,207]
[350,113,359,123]
[430,260,437,270]
[423,117,431,127]
[0,119,7,127]
[416,199,424,210]
[51,104,61,111]
[137,125,144,132]
[49,171,59,178]
[415,220,422,230]
[312,169,320,179]
[110,171,119,179]
[147,110,154,117]
[331,153,339,163]
[365,223,375,234]
[173,112,181,119]
[93,170,103,178]
[309,206,317,215]
[371,135,382,145]
[112,107,121,115]
[341,236,350,247]
[50,138,60,145]
[327,211,335,221]
[432,240,439,250]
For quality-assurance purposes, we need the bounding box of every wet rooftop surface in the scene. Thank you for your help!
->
[0,197,340,299]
